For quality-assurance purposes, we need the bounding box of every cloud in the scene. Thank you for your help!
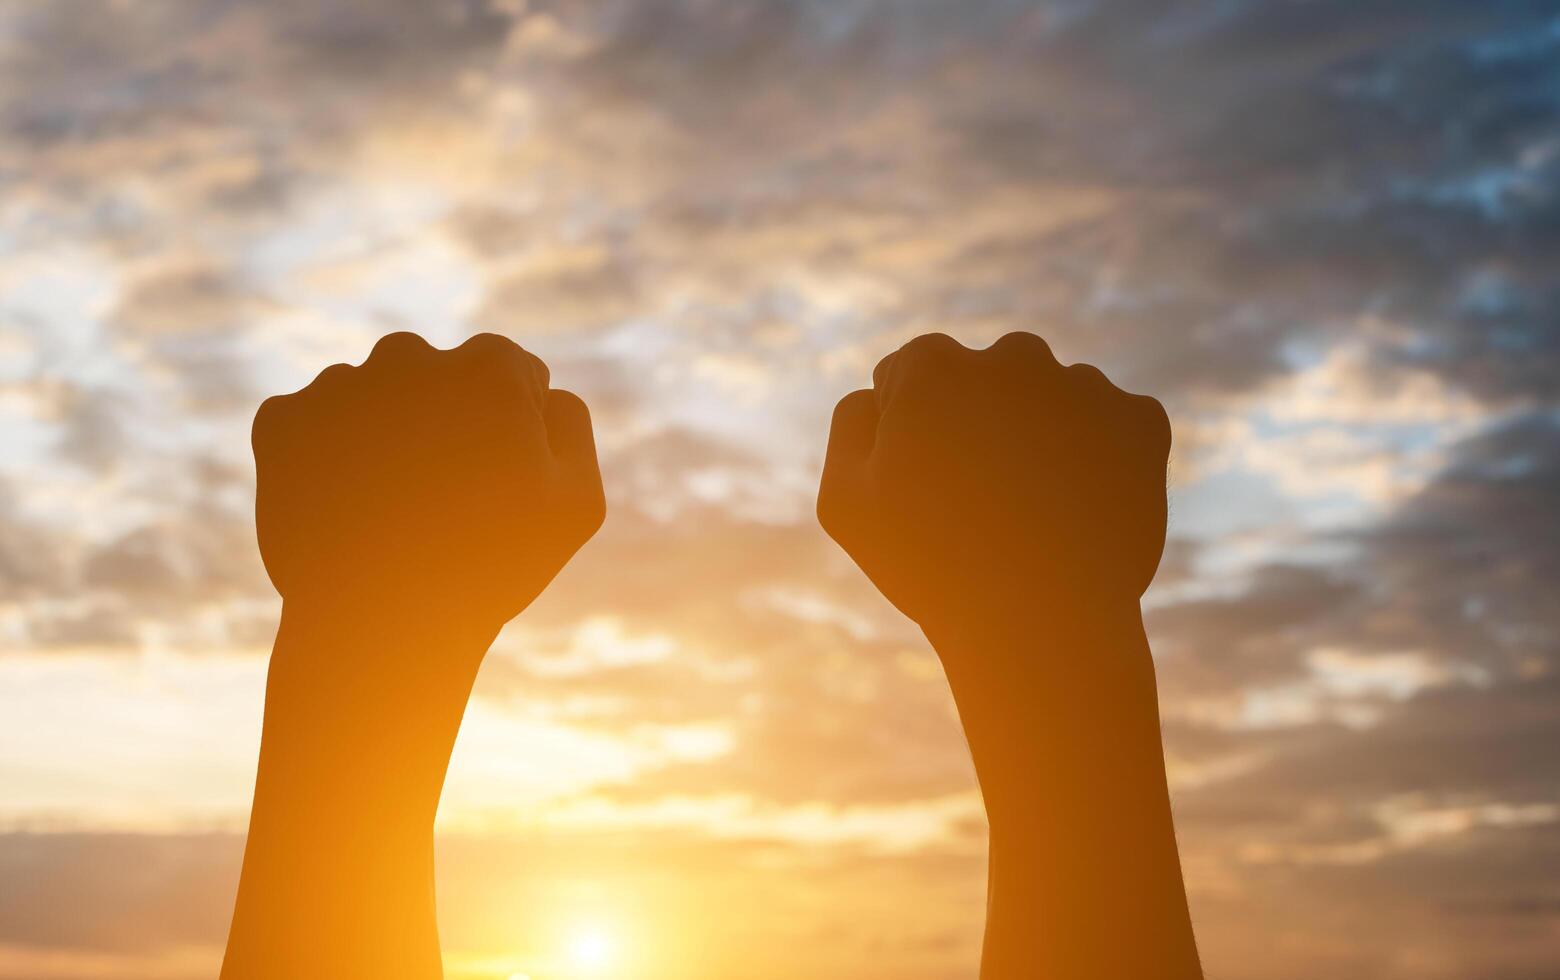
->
[1156,409,1560,698]
[0,1,1557,977]
[1155,412,1560,978]
[0,833,238,957]
[0,826,989,980]
[470,244,641,337]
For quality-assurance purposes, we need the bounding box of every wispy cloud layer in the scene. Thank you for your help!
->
[0,1,1557,977]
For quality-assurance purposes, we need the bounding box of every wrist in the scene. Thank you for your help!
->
[921,596,1157,720]
[269,592,500,699]
[929,600,1200,977]
[276,584,504,647]
[252,597,500,824]
[919,599,1167,817]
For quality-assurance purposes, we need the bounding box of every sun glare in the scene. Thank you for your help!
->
[567,925,617,974]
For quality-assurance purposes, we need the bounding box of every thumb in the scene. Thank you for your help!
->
[543,388,606,525]
[817,388,877,538]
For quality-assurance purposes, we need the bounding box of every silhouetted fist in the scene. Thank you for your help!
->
[254,332,605,627]
[818,332,1169,632]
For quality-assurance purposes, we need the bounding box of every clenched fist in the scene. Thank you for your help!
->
[253,332,605,629]
[817,332,1170,636]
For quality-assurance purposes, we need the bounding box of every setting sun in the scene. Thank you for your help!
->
[566,925,617,974]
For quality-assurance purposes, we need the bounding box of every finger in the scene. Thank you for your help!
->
[872,333,966,412]
[986,334,1065,400]
[871,350,898,396]
[1133,393,1173,462]
[1064,361,1113,392]
[366,330,434,367]
[817,388,878,535]
[543,388,598,468]
[824,388,878,466]
[544,389,606,534]
[449,332,552,418]
[251,393,296,457]
[543,388,605,508]
[306,361,356,394]
[520,347,550,392]
[459,332,549,383]
[986,331,1059,365]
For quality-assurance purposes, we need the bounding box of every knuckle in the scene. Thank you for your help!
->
[547,387,586,414]
[311,361,355,389]
[875,334,966,405]
[988,331,1057,363]
[1134,394,1172,451]
[460,331,520,356]
[523,349,551,390]
[251,393,293,449]
[831,388,874,426]
[459,332,549,390]
[367,330,434,365]
[1065,361,1113,390]
[900,332,964,363]
[870,349,899,392]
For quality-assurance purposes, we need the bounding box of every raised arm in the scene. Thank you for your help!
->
[816,332,1201,979]
[221,332,604,980]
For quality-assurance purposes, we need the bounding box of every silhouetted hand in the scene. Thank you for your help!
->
[225,332,605,980]
[817,332,1200,980]
[818,331,1170,635]
[254,331,604,630]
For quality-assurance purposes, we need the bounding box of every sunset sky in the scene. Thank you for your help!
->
[1,1,1558,978]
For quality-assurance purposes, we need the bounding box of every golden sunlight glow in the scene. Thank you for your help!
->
[566,924,617,974]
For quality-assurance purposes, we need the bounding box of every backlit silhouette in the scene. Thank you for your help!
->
[819,332,1203,978]
[221,329,1201,979]
[222,332,604,978]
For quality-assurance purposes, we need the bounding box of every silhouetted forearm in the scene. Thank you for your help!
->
[221,601,497,980]
[924,603,1202,980]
